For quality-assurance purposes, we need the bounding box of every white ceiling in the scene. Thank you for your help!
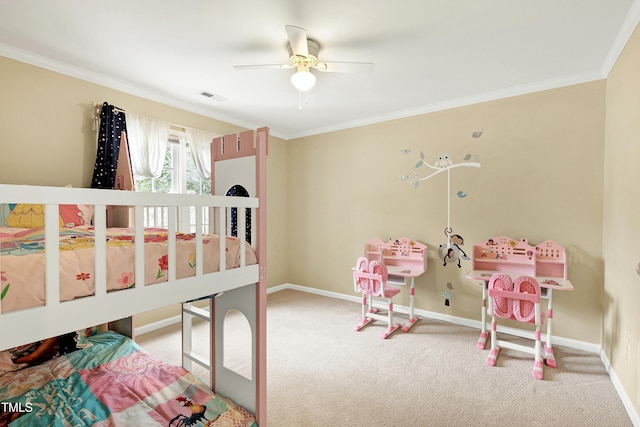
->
[0,0,638,140]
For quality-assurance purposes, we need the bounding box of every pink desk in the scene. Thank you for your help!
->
[466,236,573,368]
[364,237,426,332]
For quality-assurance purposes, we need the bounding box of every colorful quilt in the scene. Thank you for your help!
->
[0,226,257,313]
[0,332,257,426]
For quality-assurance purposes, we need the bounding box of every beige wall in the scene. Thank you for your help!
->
[2,33,638,415]
[288,81,605,345]
[0,55,289,322]
[0,56,256,187]
[604,22,640,417]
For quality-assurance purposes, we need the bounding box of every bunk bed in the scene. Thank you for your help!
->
[0,127,268,426]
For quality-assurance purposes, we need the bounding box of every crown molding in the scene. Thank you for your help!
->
[0,43,289,139]
[601,0,640,76]
[287,69,606,140]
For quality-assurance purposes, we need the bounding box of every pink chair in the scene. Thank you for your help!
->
[486,274,545,380]
[353,257,402,339]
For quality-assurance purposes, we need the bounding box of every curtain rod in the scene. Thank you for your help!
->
[93,102,125,114]
[92,102,218,137]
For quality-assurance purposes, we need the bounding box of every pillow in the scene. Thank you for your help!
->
[5,204,51,228]
[59,204,84,227]
[62,184,94,225]
[60,204,94,227]
[0,204,93,229]
[77,204,94,225]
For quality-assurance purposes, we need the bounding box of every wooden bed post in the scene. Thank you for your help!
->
[255,126,268,426]
[209,127,269,425]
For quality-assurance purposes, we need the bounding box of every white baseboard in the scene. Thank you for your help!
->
[136,282,639,426]
[276,283,600,353]
[135,314,182,336]
[600,350,640,426]
[275,283,639,426]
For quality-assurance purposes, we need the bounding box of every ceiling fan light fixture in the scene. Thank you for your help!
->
[234,26,373,96]
[291,69,316,91]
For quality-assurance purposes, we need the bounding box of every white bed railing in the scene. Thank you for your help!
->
[0,184,259,351]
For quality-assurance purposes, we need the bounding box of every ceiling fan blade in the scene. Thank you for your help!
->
[314,61,375,74]
[233,64,294,70]
[285,25,309,57]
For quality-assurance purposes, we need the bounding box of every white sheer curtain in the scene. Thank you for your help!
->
[185,128,213,180]
[126,113,169,178]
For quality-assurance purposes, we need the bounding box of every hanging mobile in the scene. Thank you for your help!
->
[400,145,481,268]
[437,227,470,268]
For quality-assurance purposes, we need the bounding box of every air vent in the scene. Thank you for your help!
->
[200,91,227,102]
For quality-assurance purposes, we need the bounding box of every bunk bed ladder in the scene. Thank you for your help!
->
[182,298,214,387]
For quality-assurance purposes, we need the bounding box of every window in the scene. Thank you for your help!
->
[134,135,212,232]
[226,185,251,244]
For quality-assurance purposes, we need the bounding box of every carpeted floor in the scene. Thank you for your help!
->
[137,289,634,427]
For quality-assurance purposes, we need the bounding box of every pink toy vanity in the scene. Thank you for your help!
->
[466,235,573,368]
[363,237,426,332]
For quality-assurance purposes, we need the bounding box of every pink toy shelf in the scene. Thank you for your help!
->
[364,236,386,264]
[534,239,567,280]
[365,236,426,279]
[472,236,567,283]
[363,237,426,332]
[472,235,536,276]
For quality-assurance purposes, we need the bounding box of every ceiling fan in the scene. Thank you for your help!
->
[233,25,374,92]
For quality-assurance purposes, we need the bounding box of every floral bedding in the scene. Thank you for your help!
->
[0,226,257,313]
[0,331,257,426]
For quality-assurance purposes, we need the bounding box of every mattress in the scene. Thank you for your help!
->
[0,226,257,313]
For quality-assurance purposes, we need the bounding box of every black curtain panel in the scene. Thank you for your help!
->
[90,102,127,189]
